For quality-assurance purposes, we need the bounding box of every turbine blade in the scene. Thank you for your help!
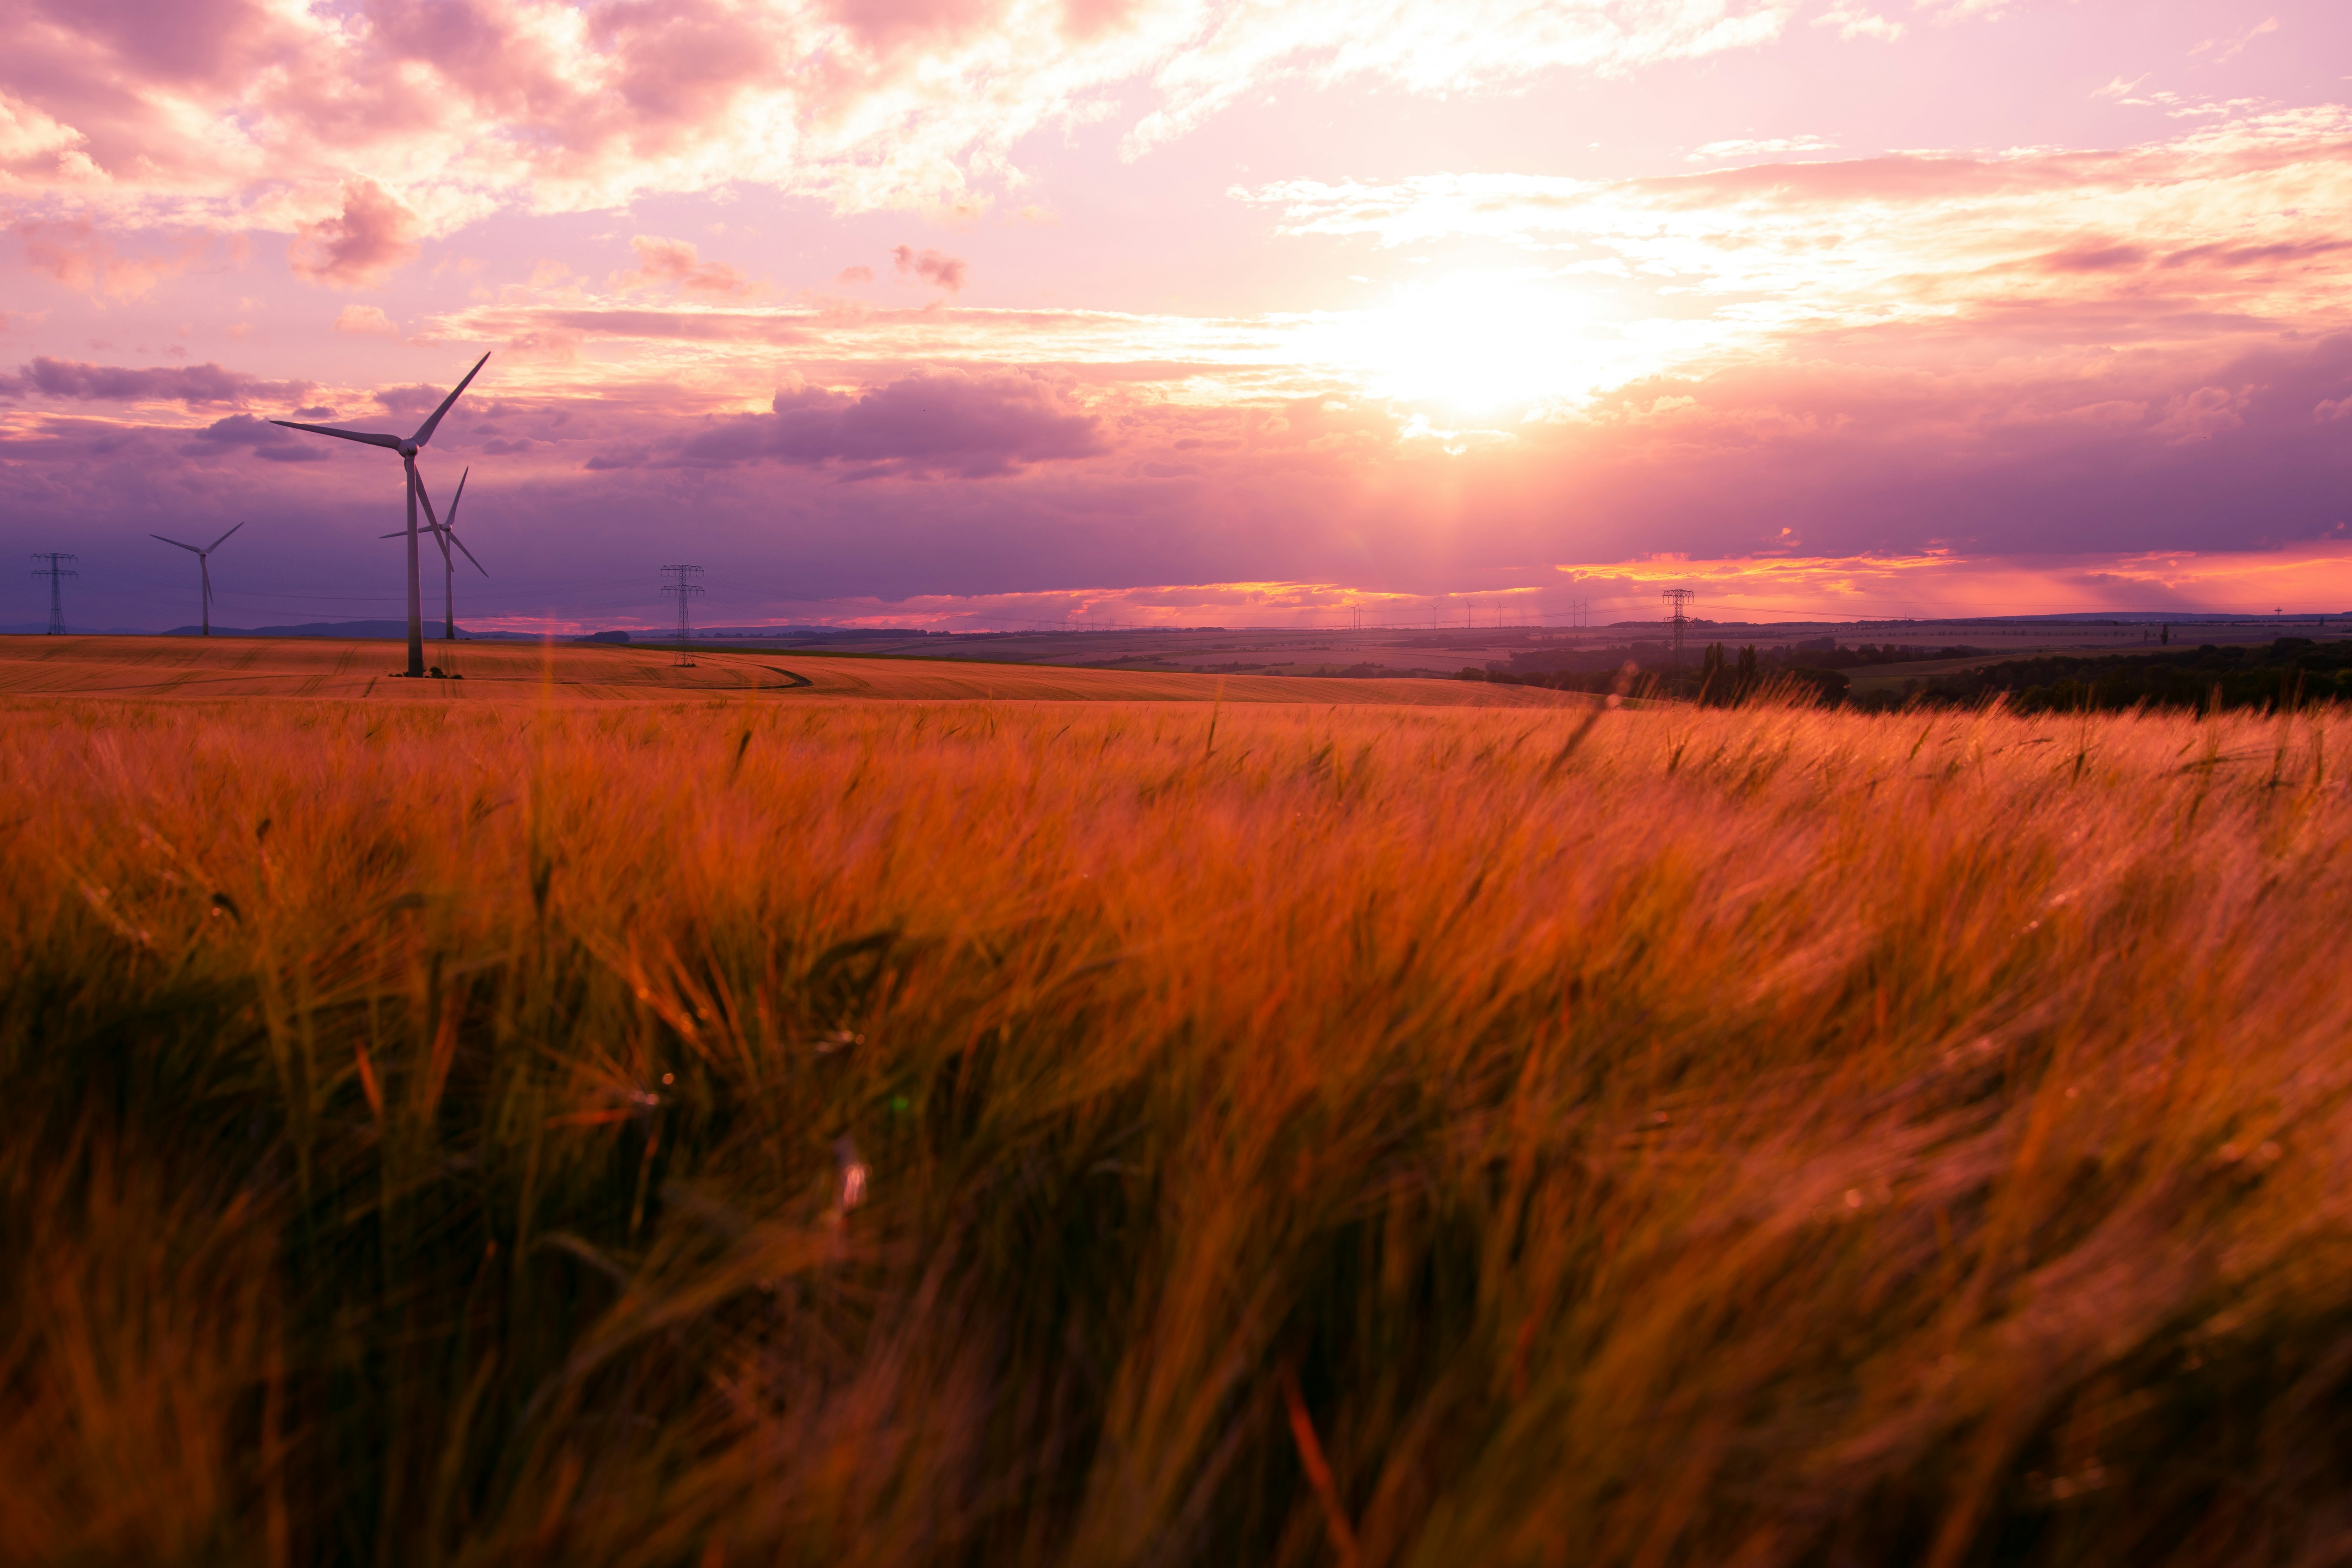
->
[209,520,245,552]
[408,352,490,448]
[412,467,445,534]
[410,465,455,566]
[451,530,488,577]
[150,534,202,553]
[447,466,469,525]
[271,419,404,449]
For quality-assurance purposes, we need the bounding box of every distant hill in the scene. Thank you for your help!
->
[159,620,545,640]
[6,620,946,641]
[688,625,950,640]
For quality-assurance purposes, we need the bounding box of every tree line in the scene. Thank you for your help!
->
[1458,637,2352,713]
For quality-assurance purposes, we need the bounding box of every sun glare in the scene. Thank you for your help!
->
[1325,272,1607,415]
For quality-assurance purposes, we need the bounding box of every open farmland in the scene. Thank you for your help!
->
[0,635,1588,706]
[5,672,2352,1567]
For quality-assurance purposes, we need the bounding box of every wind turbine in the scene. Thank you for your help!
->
[151,521,244,637]
[271,352,489,677]
[384,466,485,640]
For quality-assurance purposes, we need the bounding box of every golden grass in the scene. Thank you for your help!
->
[0,634,1581,707]
[3,686,2348,1566]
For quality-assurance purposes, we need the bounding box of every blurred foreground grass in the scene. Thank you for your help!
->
[4,693,2350,1567]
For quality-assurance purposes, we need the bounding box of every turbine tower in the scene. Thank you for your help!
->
[384,467,484,640]
[31,553,77,635]
[151,522,243,637]
[270,352,490,678]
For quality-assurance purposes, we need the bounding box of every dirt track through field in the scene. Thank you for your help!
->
[0,635,1588,707]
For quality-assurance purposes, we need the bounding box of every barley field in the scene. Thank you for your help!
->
[0,634,1584,706]
[5,676,2349,1566]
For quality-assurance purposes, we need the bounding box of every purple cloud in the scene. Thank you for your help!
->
[676,370,1105,477]
[0,356,311,406]
[375,383,448,415]
[183,413,331,461]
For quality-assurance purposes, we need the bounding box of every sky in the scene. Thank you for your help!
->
[4,0,2351,633]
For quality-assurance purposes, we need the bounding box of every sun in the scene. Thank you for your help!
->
[1320,271,1608,415]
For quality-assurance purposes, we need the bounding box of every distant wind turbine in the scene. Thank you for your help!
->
[385,466,485,641]
[151,521,244,637]
[271,352,489,678]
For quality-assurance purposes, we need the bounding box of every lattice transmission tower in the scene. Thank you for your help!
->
[1661,588,1695,669]
[31,553,78,635]
[661,564,704,668]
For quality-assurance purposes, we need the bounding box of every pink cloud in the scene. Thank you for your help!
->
[1059,0,1137,41]
[11,219,208,297]
[437,300,1157,355]
[580,1,783,144]
[289,180,419,288]
[707,541,2352,630]
[334,304,399,337]
[617,235,752,296]
[0,87,96,180]
[828,0,995,52]
[892,245,967,292]
[0,0,1811,240]
[446,306,812,348]
[1240,110,2352,366]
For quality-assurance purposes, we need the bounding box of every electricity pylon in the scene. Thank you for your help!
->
[31,553,77,635]
[1662,588,1695,669]
[662,564,704,668]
